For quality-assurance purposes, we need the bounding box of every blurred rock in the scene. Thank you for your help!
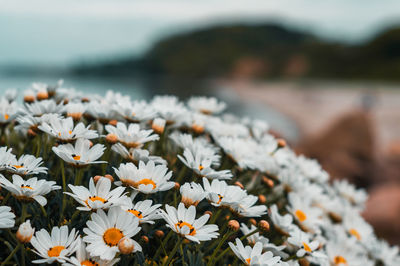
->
[297,110,375,188]
[363,183,400,245]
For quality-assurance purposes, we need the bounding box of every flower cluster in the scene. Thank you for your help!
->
[0,82,398,265]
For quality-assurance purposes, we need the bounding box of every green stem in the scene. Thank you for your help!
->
[60,160,67,222]
[35,136,41,157]
[20,204,27,222]
[240,229,259,242]
[162,236,182,266]
[209,208,222,224]
[1,243,20,265]
[215,245,233,262]
[1,192,10,205]
[154,230,173,261]
[207,231,232,266]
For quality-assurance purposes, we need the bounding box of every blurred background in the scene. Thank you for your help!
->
[1,0,399,244]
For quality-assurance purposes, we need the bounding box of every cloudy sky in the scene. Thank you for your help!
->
[1,0,400,66]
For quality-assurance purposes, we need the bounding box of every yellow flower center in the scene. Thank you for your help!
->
[175,220,196,236]
[81,260,100,266]
[295,210,307,222]
[334,255,348,265]
[349,228,361,240]
[127,209,143,219]
[4,114,9,120]
[103,228,124,247]
[85,196,107,206]
[245,258,251,264]
[47,245,65,257]
[303,242,312,252]
[136,179,156,189]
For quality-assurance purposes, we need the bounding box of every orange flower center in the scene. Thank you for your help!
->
[303,242,312,252]
[334,255,348,265]
[69,130,72,134]
[136,179,156,189]
[349,228,361,240]
[295,210,307,222]
[217,194,223,204]
[198,164,204,171]
[20,185,33,190]
[245,258,251,264]
[81,260,100,266]
[4,114,9,120]
[72,154,81,161]
[127,209,143,219]
[85,196,107,206]
[47,245,65,257]
[175,220,196,236]
[103,228,124,247]
[13,165,23,169]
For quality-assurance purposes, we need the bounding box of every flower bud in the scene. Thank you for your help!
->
[108,120,118,126]
[24,95,35,103]
[155,230,165,239]
[174,182,180,190]
[258,220,270,232]
[37,91,49,101]
[262,176,274,188]
[27,129,37,138]
[106,133,118,144]
[67,112,83,121]
[81,97,90,103]
[104,174,114,183]
[228,220,240,232]
[258,195,266,204]
[249,218,257,226]
[118,238,135,254]
[277,138,286,149]
[204,211,213,218]
[16,220,34,243]
[152,118,166,135]
[141,235,149,243]
[234,181,244,190]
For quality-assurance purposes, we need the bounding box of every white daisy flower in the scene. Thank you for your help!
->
[269,205,295,235]
[63,237,120,266]
[111,143,166,165]
[85,100,117,123]
[240,223,287,258]
[296,155,329,184]
[0,206,15,228]
[229,238,284,265]
[0,97,19,124]
[52,138,106,166]
[114,161,174,194]
[180,182,206,207]
[150,95,187,124]
[287,192,323,232]
[216,136,259,169]
[178,147,232,180]
[202,178,229,207]
[83,207,142,261]
[0,174,60,206]
[15,113,62,133]
[39,116,98,141]
[65,177,128,211]
[115,100,157,123]
[105,122,159,149]
[24,99,63,116]
[63,102,86,121]
[342,212,373,243]
[17,219,35,243]
[367,236,400,266]
[0,146,16,171]
[187,96,226,115]
[30,225,79,264]
[6,154,47,175]
[121,199,162,224]
[333,179,368,209]
[287,228,324,258]
[4,88,17,102]
[159,203,219,243]
[229,194,268,217]
[325,237,370,266]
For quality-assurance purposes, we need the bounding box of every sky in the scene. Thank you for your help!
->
[1,0,400,67]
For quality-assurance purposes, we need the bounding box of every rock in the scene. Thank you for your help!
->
[363,183,400,245]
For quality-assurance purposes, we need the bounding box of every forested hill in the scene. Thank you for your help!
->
[73,24,400,80]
